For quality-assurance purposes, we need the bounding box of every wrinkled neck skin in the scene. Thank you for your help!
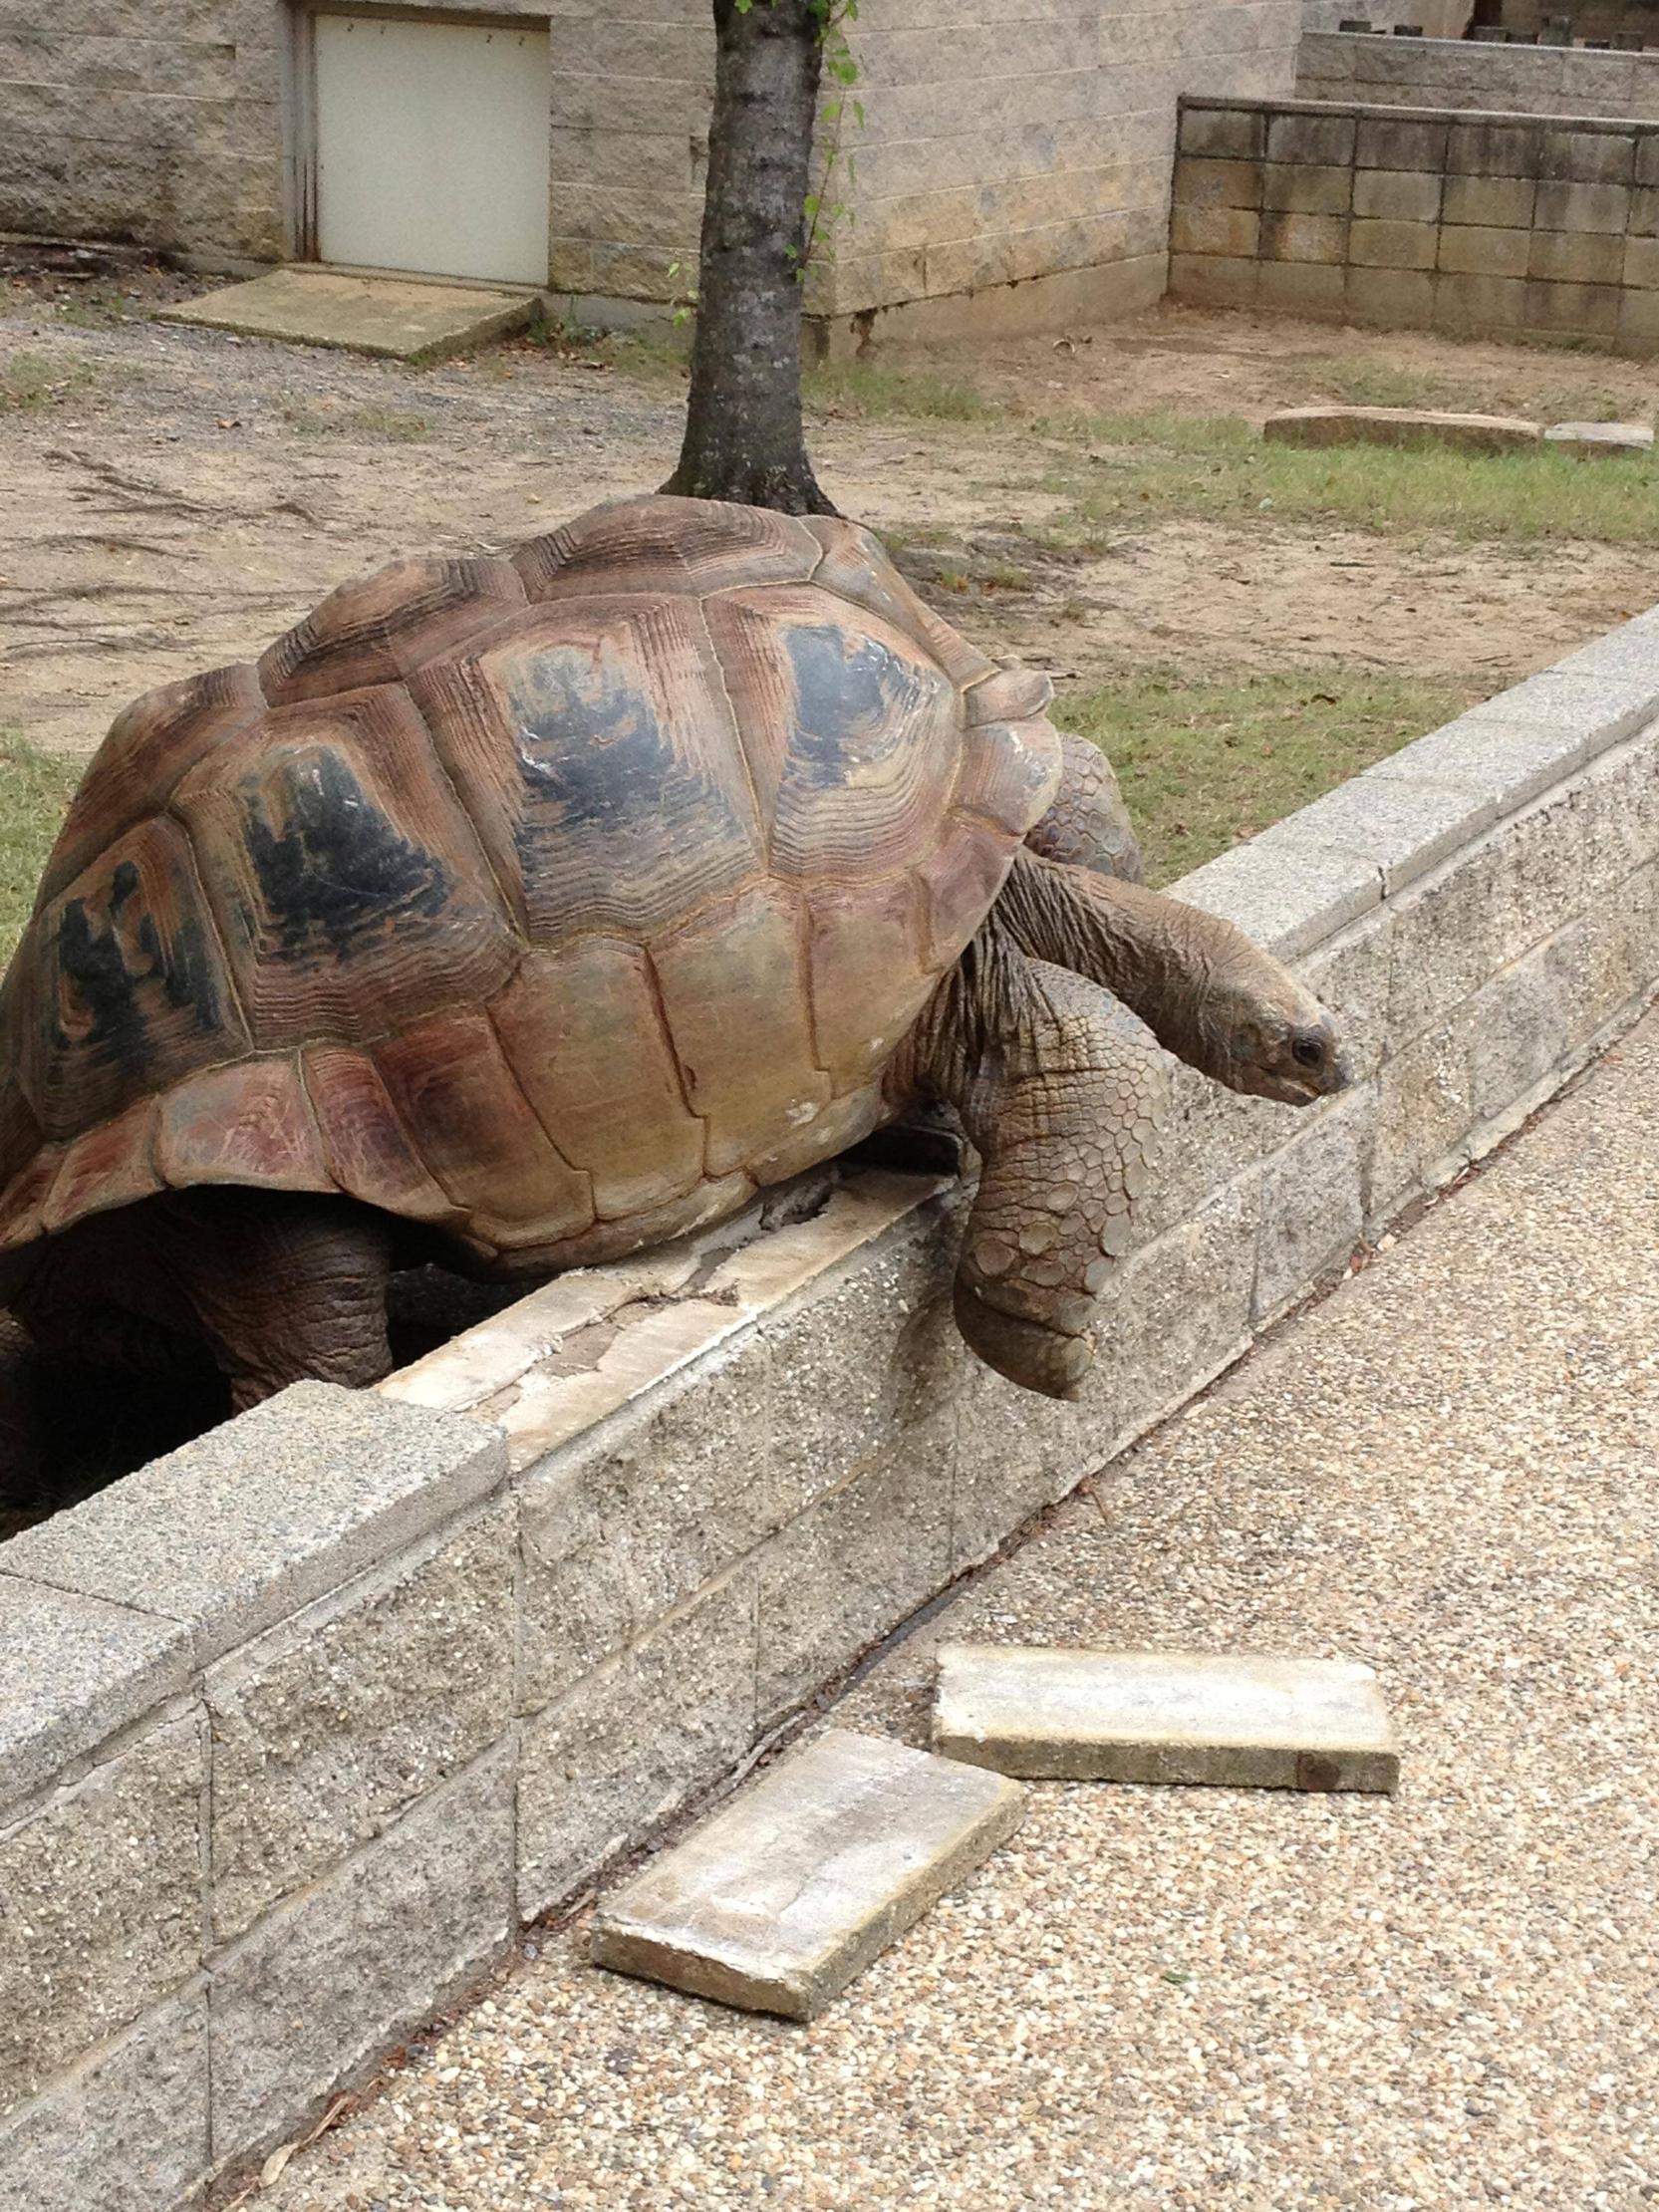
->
[993,845,1283,1088]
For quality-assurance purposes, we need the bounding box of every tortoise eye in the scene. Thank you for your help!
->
[1291,1033,1325,1069]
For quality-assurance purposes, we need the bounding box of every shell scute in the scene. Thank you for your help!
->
[258,555,526,705]
[515,493,819,602]
[171,686,518,1051]
[410,596,762,942]
[155,1056,330,1194]
[703,587,961,883]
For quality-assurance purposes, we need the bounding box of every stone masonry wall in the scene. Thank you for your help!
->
[1297,29,1659,119]
[1170,93,1659,348]
[0,0,1304,329]
[6,615,1659,2206]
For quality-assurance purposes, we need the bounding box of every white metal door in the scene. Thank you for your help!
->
[313,12,549,286]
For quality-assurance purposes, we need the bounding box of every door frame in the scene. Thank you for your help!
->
[285,0,550,272]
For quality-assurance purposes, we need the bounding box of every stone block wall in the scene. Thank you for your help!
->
[0,0,1304,331]
[1170,93,1659,347]
[6,614,1659,2207]
[1297,29,1659,117]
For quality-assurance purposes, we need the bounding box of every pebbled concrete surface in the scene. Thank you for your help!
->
[265,1011,1659,2212]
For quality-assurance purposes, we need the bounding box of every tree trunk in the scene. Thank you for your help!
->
[663,0,837,515]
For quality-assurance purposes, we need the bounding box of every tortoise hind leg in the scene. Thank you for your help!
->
[151,1189,396,1411]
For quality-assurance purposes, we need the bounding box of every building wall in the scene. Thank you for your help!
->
[1298,27,1659,114]
[0,0,1304,328]
[1169,93,1659,350]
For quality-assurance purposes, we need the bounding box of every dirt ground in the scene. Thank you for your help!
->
[4,263,1657,757]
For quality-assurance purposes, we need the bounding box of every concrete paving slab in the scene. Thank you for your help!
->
[590,1729,1025,2021]
[157,269,538,360]
[932,1643,1399,1792]
[1263,405,1541,454]
[1543,419,1655,458]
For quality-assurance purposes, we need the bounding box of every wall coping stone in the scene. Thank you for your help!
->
[0,1580,191,1810]
[1182,92,1659,138]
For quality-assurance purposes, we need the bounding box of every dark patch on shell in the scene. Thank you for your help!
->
[241,750,453,961]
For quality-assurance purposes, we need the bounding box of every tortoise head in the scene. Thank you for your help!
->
[1200,961,1351,1106]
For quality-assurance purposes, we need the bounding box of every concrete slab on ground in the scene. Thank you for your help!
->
[1263,405,1541,455]
[1544,420,1655,459]
[932,1643,1399,1792]
[156,269,538,360]
[590,1730,1025,2022]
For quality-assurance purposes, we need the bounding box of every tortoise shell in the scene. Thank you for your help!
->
[0,495,1062,1275]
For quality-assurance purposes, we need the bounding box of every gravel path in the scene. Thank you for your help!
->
[265,1013,1659,2212]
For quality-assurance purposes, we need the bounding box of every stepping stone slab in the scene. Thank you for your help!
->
[589,1729,1026,2021]
[1543,420,1655,459]
[158,268,537,361]
[932,1644,1399,1794]
[1262,407,1540,456]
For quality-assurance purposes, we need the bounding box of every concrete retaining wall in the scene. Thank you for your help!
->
[6,616,1659,2201]
[1170,92,1659,348]
[1297,30,1659,119]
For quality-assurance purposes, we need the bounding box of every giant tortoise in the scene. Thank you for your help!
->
[0,494,1346,1468]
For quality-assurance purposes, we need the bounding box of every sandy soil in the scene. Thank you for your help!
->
[3,270,1655,756]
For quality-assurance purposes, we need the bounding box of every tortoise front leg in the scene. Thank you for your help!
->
[897,929,1169,1398]
[1025,729,1144,884]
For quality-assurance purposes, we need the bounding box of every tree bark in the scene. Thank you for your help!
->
[663,0,837,515]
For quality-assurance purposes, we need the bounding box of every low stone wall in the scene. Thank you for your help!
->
[1297,29,1659,121]
[6,617,1659,2203]
[1170,92,1659,348]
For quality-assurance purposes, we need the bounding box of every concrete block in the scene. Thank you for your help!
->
[1529,229,1624,285]
[590,1730,1025,2021]
[1299,908,1396,1088]
[1168,251,1259,307]
[1628,185,1659,239]
[1345,265,1436,325]
[1260,209,1349,263]
[1491,781,1590,968]
[933,1646,1398,1792]
[949,1357,1092,1576]
[1262,160,1353,214]
[1356,115,1449,170]
[1386,819,1509,1041]
[1274,770,1497,895]
[1466,940,1575,1124]
[1539,127,1635,183]
[0,1997,209,2212]
[754,1420,955,1728]
[0,1385,505,1666]
[1551,862,1659,1037]
[1442,172,1536,228]
[1372,1014,1476,1222]
[517,1572,756,1918]
[1257,258,1347,315]
[1545,418,1654,457]
[1447,120,1544,177]
[1432,270,1526,334]
[1617,288,1659,349]
[1173,154,1262,210]
[1351,166,1442,221]
[1178,104,1265,159]
[1266,110,1356,166]
[1377,711,1597,816]
[206,1500,516,1945]
[0,1576,189,1817]
[1525,278,1623,336]
[1349,215,1439,268]
[208,1743,514,2171]
[1624,236,1659,289]
[160,270,539,360]
[1262,405,1538,454]
[1252,1087,1374,1324]
[0,1714,204,2113]
[1581,724,1659,894]
[1637,132,1659,187]
[1531,178,1631,233]
[1439,223,1530,278]
[1103,1179,1261,1450]
[1170,202,1260,256]
[1178,830,1382,963]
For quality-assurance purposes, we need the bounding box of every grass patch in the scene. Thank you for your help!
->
[281,402,432,441]
[0,351,98,413]
[1040,410,1659,549]
[803,360,991,422]
[0,737,80,965]
[1291,352,1639,426]
[1054,664,1478,886]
